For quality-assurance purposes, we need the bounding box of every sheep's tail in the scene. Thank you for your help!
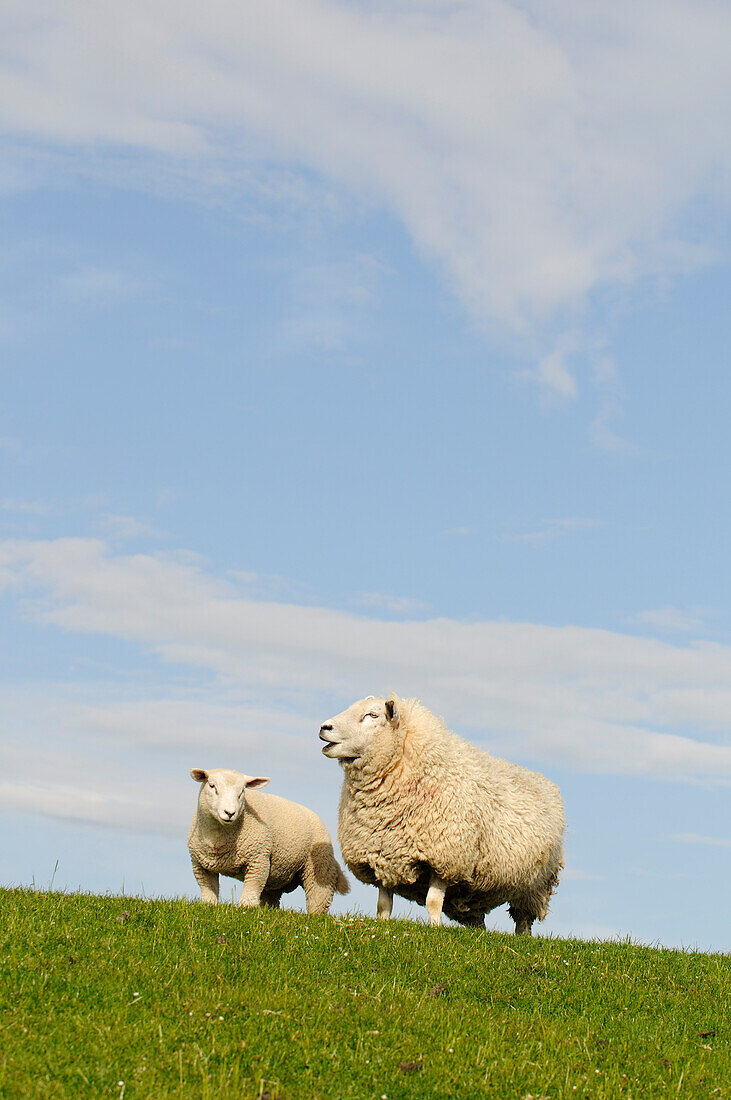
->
[334,861,350,896]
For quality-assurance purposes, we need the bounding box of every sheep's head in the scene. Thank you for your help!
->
[318,695,402,773]
[191,768,269,825]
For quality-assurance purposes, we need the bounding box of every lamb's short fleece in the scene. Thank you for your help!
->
[188,768,349,914]
[319,695,564,934]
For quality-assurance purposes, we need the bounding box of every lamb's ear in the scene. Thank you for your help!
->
[385,697,400,725]
[245,776,270,789]
[191,768,208,783]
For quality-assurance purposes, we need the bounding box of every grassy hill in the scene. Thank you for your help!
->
[1,888,728,1099]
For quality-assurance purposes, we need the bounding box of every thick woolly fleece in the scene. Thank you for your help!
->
[331,697,564,931]
[188,769,349,915]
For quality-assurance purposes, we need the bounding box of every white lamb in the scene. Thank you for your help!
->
[188,768,349,914]
[319,695,564,934]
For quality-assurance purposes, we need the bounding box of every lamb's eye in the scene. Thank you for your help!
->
[363,712,378,720]
[209,782,216,791]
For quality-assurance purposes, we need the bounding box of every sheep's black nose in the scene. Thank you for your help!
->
[320,723,333,733]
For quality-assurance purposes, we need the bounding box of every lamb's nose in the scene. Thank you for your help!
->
[320,723,333,732]
[319,723,333,741]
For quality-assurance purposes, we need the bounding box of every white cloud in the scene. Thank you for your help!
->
[1,498,56,516]
[2,537,731,800]
[2,0,731,337]
[535,337,579,400]
[630,606,714,634]
[561,868,605,882]
[355,592,427,615]
[0,735,186,836]
[440,526,473,538]
[671,832,731,849]
[503,517,600,543]
[589,405,639,455]
[0,684,328,836]
[58,264,153,304]
[275,252,388,356]
[95,514,166,541]
[587,353,639,453]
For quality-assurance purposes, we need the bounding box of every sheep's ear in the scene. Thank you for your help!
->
[245,776,270,789]
[385,697,400,725]
[191,768,208,783]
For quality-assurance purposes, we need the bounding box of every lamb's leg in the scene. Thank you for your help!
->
[302,839,339,915]
[377,885,393,920]
[192,860,219,905]
[237,857,270,908]
[426,873,448,927]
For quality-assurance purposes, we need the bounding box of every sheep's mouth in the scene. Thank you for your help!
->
[320,741,357,764]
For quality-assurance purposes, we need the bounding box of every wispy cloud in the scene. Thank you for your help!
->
[589,405,639,455]
[588,353,639,454]
[2,537,731,801]
[561,868,605,882]
[95,514,166,542]
[439,526,472,538]
[2,0,731,346]
[0,685,336,836]
[1,498,56,517]
[671,832,731,849]
[227,570,315,603]
[354,592,427,615]
[58,264,154,305]
[503,517,600,543]
[630,607,714,634]
[535,336,579,401]
[274,252,388,357]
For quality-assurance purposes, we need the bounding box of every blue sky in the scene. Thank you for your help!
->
[1,0,730,951]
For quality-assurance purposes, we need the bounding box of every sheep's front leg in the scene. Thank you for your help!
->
[237,857,271,908]
[426,873,448,927]
[192,860,219,905]
[377,885,393,920]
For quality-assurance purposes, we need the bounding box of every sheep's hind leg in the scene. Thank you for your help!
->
[509,881,553,935]
[377,885,393,921]
[460,910,486,929]
[260,889,283,909]
[426,873,448,928]
[508,904,535,936]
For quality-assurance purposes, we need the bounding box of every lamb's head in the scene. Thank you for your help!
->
[319,695,402,773]
[191,768,269,825]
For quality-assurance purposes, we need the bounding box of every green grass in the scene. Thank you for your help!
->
[1,888,728,1099]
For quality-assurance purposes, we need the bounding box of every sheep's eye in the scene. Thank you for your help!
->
[209,782,216,791]
[363,712,378,720]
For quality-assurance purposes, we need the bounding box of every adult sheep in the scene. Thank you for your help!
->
[319,695,564,934]
[188,768,349,914]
